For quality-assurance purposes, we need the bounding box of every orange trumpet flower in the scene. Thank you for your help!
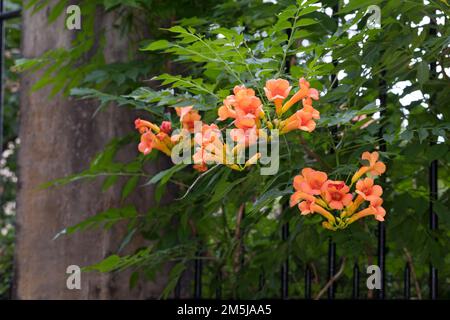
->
[280,109,317,133]
[281,78,319,114]
[355,177,383,204]
[289,191,316,208]
[321,180,353,210]
[347,198,386,224]
[135,118,160,134]
[264,78,292,115]
[176,106,201,132]
[217,85,263,130]
[351,151,386,183]
[293,168,328,195]
[138,131,171,156]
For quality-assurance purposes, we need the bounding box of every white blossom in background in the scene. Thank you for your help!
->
[1,138,19,227]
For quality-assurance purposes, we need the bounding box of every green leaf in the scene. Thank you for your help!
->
[129,271,139,289]
[248,188,291,215]
[102,175,119,191]
[88,255,122,272]
[418,128,429,143]
[295,18,318,27]
[428,144,448,161]
[167,26,189,34]
[417,61,429,86]
[400,130,414,142]
[48,0,68,23]
[160,262,186,299]
[141,40,170,51]
[145,164,187,186]
[54,206,138,239]
[122,176,139,200]
[207,176,247,205]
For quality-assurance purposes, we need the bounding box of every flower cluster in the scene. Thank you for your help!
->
[134,77,320,172]
[134,118,173,156]
[290,151,387,230]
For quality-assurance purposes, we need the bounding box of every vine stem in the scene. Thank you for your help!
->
[314,257,346,300]
[299,135,331,170]
[233,203,245,274]
[176,164,220,200]
[190,32,244,85]
[403,247,422,299]
[277,6,302,77]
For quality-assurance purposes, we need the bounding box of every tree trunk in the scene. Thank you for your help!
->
[13,1,168,299]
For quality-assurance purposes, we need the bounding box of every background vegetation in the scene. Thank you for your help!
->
[0,0,21,299]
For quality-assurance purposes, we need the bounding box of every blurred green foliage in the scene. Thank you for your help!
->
[0,0,21,300]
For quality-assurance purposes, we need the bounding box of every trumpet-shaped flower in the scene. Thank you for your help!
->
[264,78,292,115]
[135,118,160,134]
[138,131,171,156]
[298,200,315,215]
[234,110,257,130]
[310,203,336,223]
[293,168,328,195]
[280,109,316,133]
[230,127,258,146]
[322,180,353,210]
[193,123,225,168]
[355,177,383,204]
[352,151,386,183]
[264,78,291,101]
[347,198,386,224]
[370,197,386,221]
[233,86,263,116]
[160,121,172,134]
[302,103,320,120]
[138,132,153,155]
[281,78,319,114]
[176,106,201,132]
[218,106,235,122]
[217,85,263,130]
[290,190,316,207]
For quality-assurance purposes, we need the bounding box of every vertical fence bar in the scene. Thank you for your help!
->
[304,266,311,299]
[174,276,182,299]
[259,272,265,292]
[234,205,245,298]
[216,271,222,299]
[281,222,289,299]
[352,263,359,299]
[428,16,438,301]
[429,160,438,299]
[194,250,202,299]
[404,263,411,300]
[377,222,386,299]
[377,71,387,299]
[327,238,336,299]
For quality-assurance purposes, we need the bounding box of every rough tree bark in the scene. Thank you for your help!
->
[13,1,169,299]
